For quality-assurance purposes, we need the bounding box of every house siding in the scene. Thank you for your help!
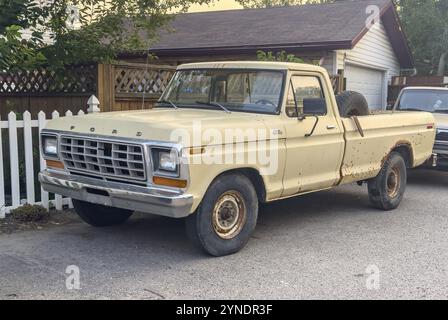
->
[337,20,401,80]
[332,20,401,108]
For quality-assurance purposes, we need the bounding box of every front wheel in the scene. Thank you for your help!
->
[185,173,258,256]
[72,200,133,227]
[368,152,407,210]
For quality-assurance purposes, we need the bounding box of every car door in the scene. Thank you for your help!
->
[281,73,345,196]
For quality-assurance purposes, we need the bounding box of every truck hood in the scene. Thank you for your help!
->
[45,108,274,147]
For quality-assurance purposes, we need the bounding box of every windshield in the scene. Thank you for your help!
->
[397,89,448,113]
[157,69,285,114]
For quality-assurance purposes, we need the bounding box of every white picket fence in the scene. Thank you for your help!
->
[0,95,100,218]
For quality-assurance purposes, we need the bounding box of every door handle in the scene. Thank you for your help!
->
[327,125,336,130]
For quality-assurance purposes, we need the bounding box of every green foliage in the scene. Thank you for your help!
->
[0,25,47,70]
[10,204,49,222]
[257,50,305,63]
[0,0,211,71]
[236,0,333,8]
[396,0,448,75]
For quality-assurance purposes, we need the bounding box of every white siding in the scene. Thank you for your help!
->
[335,20,401,108]
[347,20,400,75]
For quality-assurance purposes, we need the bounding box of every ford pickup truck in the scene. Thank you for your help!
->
[39,62,436,256]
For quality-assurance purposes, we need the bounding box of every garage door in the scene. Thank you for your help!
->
[345,64,385,110]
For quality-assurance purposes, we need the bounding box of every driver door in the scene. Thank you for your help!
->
[282,73,345,196]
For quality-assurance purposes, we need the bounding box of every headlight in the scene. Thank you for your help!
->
[152,148,179,174]
[42,135,58,158]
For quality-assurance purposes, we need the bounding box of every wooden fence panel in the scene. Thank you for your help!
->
[97,62,176,112]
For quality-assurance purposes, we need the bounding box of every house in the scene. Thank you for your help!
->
[120,0,413,110]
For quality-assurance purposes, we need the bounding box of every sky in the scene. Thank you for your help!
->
[188,0,243,12]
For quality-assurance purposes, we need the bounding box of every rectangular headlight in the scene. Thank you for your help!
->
[152,148,179,175]
[42,135,58,158]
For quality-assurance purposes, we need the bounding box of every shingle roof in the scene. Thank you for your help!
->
[145,0,413,68]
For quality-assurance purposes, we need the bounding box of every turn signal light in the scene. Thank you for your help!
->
[46,159,65,169]
[153,176,187,188]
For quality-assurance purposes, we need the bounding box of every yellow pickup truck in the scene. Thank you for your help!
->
[39,62,436,256]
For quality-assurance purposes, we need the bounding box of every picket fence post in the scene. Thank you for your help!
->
[8,112,20,209]
[51,111,63,211]
[87,95,100,113]
[38,111,49,210]
[64,110,74,209]
[23,111,35,204]
[0,114,5,218]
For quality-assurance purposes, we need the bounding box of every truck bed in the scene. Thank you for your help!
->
[339,111,435,184]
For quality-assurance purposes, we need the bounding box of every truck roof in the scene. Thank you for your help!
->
[177,61,328,73]
[401,86,448,91]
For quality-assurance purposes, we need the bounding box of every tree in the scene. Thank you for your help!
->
[236,0,334,8]
[396,0,448,75]
[257,50,305,63]
[0,0,211,71]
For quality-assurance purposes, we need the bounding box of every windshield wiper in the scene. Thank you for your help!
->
[398,108,426,112]
[157,99,178,109]
[195,101,231,114]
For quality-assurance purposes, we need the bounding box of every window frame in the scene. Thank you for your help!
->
[286,74,328,118]
[159,68,288,115]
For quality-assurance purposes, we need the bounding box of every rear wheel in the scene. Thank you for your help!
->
[72,200,133,227]
[185,173,258,256]
[368,152,407,210]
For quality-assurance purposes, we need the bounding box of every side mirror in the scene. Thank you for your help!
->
[302,98,326,117]
[299,98,326,137]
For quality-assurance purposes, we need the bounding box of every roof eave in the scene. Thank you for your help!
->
[121,40,353,58]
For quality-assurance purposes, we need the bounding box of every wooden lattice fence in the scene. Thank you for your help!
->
[0,64,97,95]
[97,62,176,112]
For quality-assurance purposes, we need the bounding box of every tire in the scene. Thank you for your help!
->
[185,173,258,256]
[367,152,407,210]
[72,200,133,227]
[336,91,370,117]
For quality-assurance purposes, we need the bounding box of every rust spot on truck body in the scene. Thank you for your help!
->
[381,140,413,169]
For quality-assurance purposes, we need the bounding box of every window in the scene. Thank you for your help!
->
[159,69,284,114]
[286,76,326,117]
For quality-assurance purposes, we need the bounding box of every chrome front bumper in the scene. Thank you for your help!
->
[38,170,193,218]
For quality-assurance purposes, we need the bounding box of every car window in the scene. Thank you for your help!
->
[286,76,325,117]
[398,89,448,113]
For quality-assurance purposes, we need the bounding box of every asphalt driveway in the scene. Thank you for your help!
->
[1,169,448,299]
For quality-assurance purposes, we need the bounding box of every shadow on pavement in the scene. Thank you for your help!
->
[37,168,447,260]
[408,168,448,187]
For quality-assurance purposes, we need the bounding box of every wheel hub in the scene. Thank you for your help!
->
[212,191,246,239]
[387,167,400,198]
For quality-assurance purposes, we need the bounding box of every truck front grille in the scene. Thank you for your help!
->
[436,130,448,142]
[60,136,146,182]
